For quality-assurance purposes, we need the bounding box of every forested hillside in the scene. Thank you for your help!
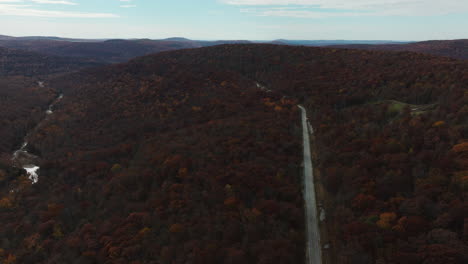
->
[0,44,466,263]
[0,48,304,263]
[0,46,103,160]
[0,77,56,155]
[0,46,103,163]
[0,47,103,77]
[158,44,466,263]
[333,39,468,60]
[0,38,251,63]
[164,45,468,263]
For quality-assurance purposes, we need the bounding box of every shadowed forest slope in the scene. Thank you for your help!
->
[0,77,56,155]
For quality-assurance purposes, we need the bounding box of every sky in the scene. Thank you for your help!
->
[0,0,467,40]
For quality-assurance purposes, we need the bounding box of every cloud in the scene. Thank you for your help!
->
[224,0,403,9]
[223,0,468,17]
[0,4,119,18]
[31,0,77,5]
[241,8,362,18]
[119,0,135,7]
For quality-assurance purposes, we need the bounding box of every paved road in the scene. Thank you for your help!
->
[298,105,322,264]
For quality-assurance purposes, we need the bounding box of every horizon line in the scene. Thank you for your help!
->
[0,34,437,42]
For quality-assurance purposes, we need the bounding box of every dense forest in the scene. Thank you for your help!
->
[161,44,466,263]
[0,44,466,263]
[0,48,304,263]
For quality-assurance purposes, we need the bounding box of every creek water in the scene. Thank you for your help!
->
[11,93,63,184]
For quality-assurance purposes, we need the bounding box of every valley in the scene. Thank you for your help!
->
[11,93,63,184]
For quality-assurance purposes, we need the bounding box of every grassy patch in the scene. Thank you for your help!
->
[372,100,437,117]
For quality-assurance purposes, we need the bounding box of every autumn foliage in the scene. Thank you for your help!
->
[0,44,466,263]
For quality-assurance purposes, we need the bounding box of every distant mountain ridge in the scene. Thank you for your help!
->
[1,34,467,63]
[272,39,413,46]
[332,39,468,60]
[0,34,415,63]
[0,35,256,63]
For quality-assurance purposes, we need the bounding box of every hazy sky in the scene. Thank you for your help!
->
[0,0,467,40]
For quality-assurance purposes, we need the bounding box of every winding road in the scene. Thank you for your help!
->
[298,105,322,264]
